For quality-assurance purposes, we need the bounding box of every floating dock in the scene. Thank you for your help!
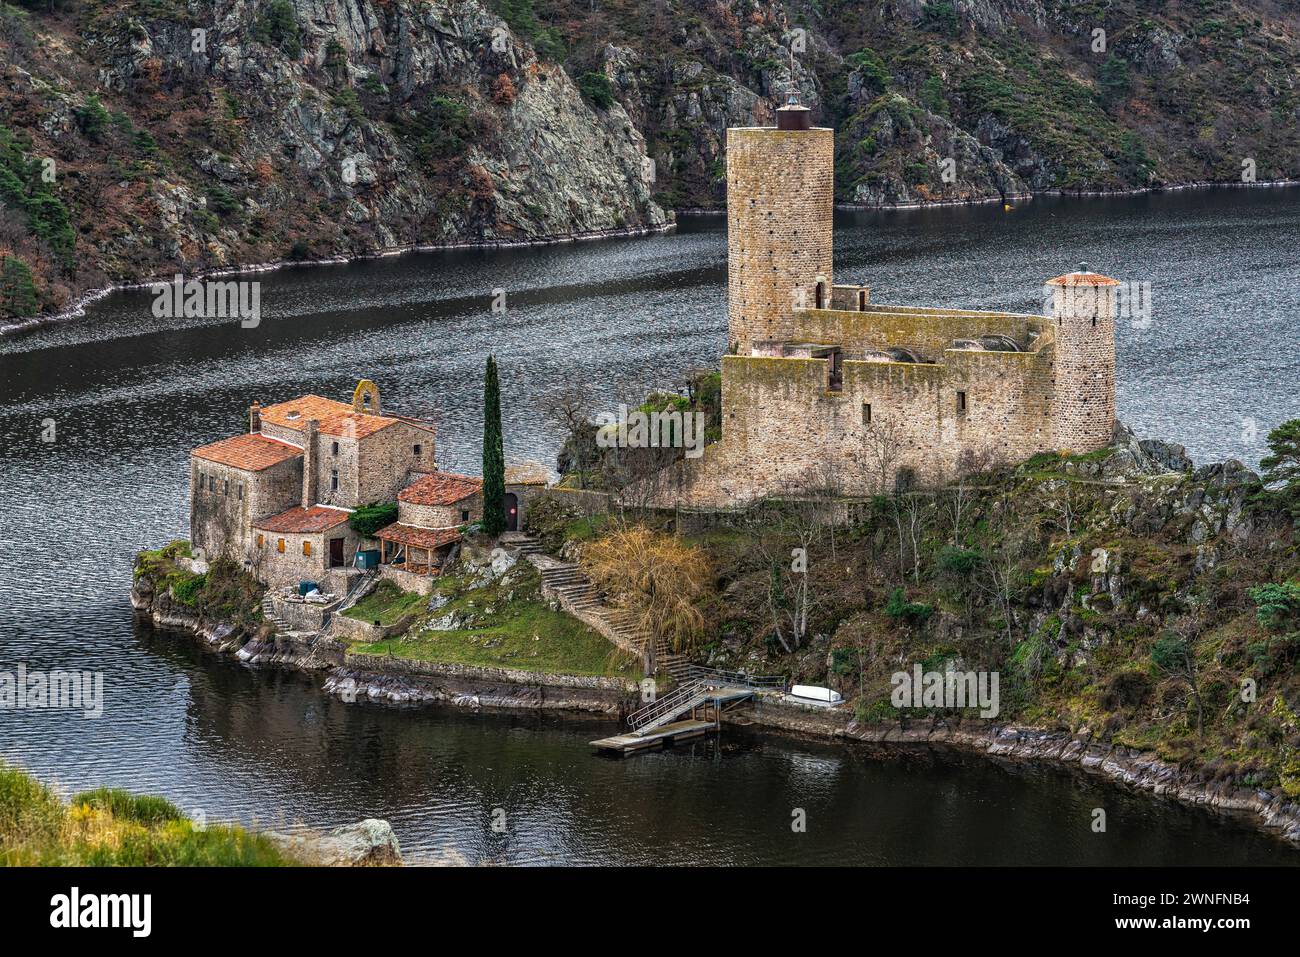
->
[590,719,718,754]
[591,686,756,755]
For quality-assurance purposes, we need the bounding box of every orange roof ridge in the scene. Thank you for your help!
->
[399,471,483,506]
[193,433,304,471]
[260,394,398,438]
[253,505,352,533]
[1046,271,1120,287]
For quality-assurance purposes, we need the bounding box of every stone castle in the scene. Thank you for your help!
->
[659,99,1118,506]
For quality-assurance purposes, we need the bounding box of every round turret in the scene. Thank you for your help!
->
[1046,265,1119,453]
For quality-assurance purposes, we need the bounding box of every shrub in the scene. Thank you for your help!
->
[407,94,475,160]
[885,587,933,625]
[938,546,981,576]
[577,72,615,109]
[206,184,241,218]
[0,255,39,318]
[492,73,517,106]
[350,502,398,538]
[1249,582,1300,634]
[74,95,110,142]
[172,573,206,607]
[846,48,889,95]
[1098,55,1131,108]
[920,75,949,116]
[71,788,185,825]
[253,0,301,58]
[1257,419,1300,517]
[1100,668,1153,710]
[920,1,960,37]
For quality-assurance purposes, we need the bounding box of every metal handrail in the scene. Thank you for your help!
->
[682,665,786,690]
[626,680,709,732]
[336,568,379,613]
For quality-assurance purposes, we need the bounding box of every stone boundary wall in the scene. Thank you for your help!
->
[657,325,1058,507]
[378,565,436,595]
[331,613,416,642]
[343,653,634,692]
[271,593,338,632]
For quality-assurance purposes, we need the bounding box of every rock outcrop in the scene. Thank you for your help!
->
[267,818,404,865]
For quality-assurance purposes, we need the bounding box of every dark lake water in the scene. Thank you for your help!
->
[2,188,1299,865]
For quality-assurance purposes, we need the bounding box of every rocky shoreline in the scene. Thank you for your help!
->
[1,221,678,338]
[132,557,1300,851]
[14,178,1299,338]
[669,177,1300,216]
[738,698,1300,849]
[130,580,635,717]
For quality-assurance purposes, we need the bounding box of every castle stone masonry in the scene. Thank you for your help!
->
[663,105,1118,507]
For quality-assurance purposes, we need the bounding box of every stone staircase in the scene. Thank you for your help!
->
[500,531,543,558]
[260,593,292,633]
[513,534,690,682]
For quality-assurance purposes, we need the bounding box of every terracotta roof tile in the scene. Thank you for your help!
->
[254,505,351,534]
[193,433,302,471]
[504,461,553,486]
[374,523,462,550]
[259,395,399,439]
[1046,271,1120,287]
[399,472,483,506]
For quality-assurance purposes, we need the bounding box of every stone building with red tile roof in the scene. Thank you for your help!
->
[189,379,440,589]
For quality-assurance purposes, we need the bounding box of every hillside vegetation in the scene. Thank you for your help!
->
[2,0,1297,321]
[535,419,1300,797]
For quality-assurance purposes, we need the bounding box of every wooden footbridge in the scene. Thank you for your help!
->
[591,668,785,756]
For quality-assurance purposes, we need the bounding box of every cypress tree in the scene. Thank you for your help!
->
[481,354,506,536]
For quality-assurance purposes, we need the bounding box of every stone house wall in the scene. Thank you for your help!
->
[355,423,436,505]
[190,455,301,561]
[252,523,362,590]
[398,491,482,530]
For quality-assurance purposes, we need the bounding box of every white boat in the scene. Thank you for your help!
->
[789,685,842,705]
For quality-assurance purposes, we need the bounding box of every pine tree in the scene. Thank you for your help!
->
[0,255,38,318]
[481,354,506,536]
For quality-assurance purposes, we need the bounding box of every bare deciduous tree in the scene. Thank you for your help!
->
[540,385,594,490]
[582,523,711,674]
[753,470,837,654]
[945,446,996,545]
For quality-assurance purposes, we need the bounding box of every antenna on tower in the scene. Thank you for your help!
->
[788,44,799,105]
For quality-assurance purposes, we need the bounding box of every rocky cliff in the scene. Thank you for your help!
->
[546,0,1300,207]
[0,0,666,318]
[1,0,1297,320]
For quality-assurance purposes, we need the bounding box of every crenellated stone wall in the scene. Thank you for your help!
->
[657,311,1061,506]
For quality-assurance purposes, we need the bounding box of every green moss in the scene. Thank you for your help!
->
[342,580,426,626]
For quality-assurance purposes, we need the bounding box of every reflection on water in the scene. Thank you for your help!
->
[1,189,1298,864]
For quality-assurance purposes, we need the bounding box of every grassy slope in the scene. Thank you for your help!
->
[0,762,298,866]
[348,561,642,678]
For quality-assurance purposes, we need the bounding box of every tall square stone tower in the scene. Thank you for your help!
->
[726,101,835,354]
